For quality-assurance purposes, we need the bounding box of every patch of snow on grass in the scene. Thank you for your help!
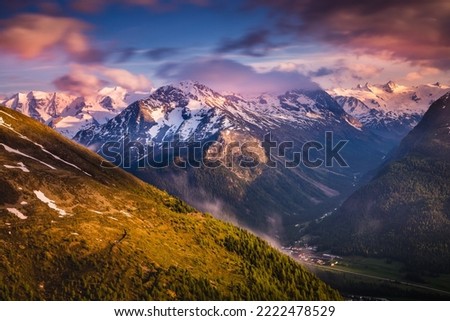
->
[33,190,67,217]
[0,116,91,176]
[0,110,17,119]
[36,146,92,177]
[0,143,56,169]
[7,208,27,220]
[0,117,37,141]
[4,162,30,172]
[120,210,132,217]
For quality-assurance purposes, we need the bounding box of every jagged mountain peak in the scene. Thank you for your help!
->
[1,88,149,138]
[175,80,223,99]
[158,80,213,94]
[27,90,53,98]
[328,81,450,138]
[383,80,398,93]
[146,81,229,112]
[176,79,203,90]
[354,82,375,92]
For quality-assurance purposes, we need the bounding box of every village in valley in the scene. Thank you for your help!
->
[282,243,341,267]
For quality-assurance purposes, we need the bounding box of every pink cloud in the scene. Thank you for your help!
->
[53,65,152,96]
[405,67,440,81]
[251,0,450,69]
[52,66,106,96]
[0,13,104,63]
[99,67,152,91]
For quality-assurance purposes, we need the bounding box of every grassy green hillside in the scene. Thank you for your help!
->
[0,106,340,300]
[310,93,450,273]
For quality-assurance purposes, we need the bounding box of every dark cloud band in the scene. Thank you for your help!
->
[248,0,450,68]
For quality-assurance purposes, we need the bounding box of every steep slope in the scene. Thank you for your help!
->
[1,87,148,138]
[0,106,340,300]
[328,81,449,141]
[74,81,391,235]
[311,92,450,273]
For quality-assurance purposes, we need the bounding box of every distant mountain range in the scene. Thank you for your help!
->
[310,92,450,273]
[0,106,340,300]
[328,81,449,141]
[0,87,148,138]
[3,80,447,141]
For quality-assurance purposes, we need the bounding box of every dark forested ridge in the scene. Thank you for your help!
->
[310,92,450,273]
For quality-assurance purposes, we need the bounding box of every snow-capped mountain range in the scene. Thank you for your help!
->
[2,80,447,143]
[75,81,359,148]
[75,80,450,155]
[0,87,149,138]
[327,81,449,138]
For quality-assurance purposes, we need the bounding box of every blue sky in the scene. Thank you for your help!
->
[0,0,449,96]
